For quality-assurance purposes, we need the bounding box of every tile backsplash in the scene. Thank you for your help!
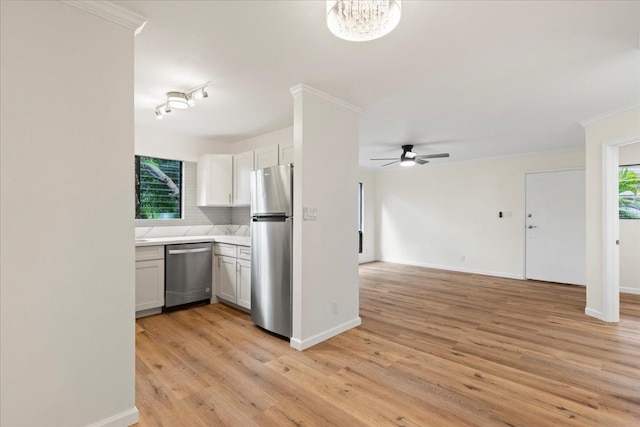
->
[135,225,249,239]
[136,161,248,227]
[231,206,251,225]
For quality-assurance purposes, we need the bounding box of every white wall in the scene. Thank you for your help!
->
[291,86,361,350]
[1,2,139,426]
[231,126,293,154]
[359,170,377,263]
[619,142,640,294]
[376,150,585,278]
[585,106,640,317]
[136,124,231,161]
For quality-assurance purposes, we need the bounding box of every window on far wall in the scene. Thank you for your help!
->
[135,155,183,220]
[358,182,363,254]
[619,164,640,219]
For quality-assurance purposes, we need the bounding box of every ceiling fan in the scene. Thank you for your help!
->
[370,145,450,167]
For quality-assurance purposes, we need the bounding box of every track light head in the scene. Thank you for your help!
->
[191,87,208,100]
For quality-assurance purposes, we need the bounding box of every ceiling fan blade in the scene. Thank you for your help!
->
[370,158,397,161]
[415,158,429,165]
[415,153,450,159]
[381,160,400,167]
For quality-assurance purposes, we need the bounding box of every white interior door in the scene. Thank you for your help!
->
[525,169,586,285]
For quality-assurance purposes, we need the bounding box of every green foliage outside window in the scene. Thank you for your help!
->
[619,165,640,219]
[135,156,182,219]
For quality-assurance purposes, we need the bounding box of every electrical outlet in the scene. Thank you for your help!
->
[461,255,466,262]
[331,300,338,315]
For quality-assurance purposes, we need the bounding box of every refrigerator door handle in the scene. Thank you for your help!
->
[252,216,288,222]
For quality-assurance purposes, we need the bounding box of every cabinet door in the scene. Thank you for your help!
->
[216,255,237,303]
[236,259,251,309]
[135,259,165,311]
[197,155,233,206]
[233,151,254,205]
[279,144,294,165]
[254,146,279,170]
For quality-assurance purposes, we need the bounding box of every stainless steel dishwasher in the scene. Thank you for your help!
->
[164,242,212,310]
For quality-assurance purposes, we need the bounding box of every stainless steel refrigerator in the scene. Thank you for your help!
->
[250,164,293,338]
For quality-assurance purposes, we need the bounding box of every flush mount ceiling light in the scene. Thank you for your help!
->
[326,0,401,42]
[154,84,208,119]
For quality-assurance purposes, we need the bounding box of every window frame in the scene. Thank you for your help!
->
[135,155,184,220]
[358,182,364,254]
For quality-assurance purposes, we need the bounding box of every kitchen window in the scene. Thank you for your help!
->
[135,155,183,219]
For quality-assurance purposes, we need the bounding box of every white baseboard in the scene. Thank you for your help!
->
[358,256,376,264]
[87,407,138,427]
[620,287,640,295]
[585,307,605,321]
[290,317,362,351]
[379,257,524,280]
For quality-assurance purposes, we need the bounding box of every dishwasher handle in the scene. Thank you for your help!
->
[168,247,212,255]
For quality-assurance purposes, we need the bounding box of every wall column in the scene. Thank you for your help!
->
[290,84,363,350]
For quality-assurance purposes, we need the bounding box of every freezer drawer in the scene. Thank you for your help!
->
[251,217,292,337]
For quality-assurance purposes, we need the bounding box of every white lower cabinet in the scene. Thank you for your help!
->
[214,244,251,310]
[237,259,251,309]
[135,246,165,313]
[217,255,237,302]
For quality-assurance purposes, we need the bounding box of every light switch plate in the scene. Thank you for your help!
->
[303,207,318,221]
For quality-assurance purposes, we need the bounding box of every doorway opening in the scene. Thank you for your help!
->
[601,136,640,322]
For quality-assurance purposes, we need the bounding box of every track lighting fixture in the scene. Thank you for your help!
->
[154,84,208,119]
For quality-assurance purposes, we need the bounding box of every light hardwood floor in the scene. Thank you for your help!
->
[135,262,640,426]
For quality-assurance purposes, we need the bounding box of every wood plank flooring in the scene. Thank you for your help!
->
[135,262,640,426]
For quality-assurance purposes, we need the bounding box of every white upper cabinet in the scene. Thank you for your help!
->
[233,151,254,205]
[280,144,294,165]
[197,154,233,206]
[254,144,294,170]
[254,146,279,169]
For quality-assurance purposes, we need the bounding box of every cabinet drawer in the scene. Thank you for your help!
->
[237,246,251,260]
[214,243,236,257]
[135,245,164,262]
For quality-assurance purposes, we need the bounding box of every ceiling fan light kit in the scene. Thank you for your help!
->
[154,84,209,119]
[326,0,402,42]
[400,157,415,167]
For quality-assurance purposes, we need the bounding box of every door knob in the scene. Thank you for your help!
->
[528,225,537,229]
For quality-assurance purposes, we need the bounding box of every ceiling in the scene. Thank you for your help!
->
[121,1,640,168]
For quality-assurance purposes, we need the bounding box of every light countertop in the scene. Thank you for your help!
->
[135,235,250,247]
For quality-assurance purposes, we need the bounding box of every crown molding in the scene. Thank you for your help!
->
[579,102,640,128]
[290,84,365,115]
[61,1,147,35]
